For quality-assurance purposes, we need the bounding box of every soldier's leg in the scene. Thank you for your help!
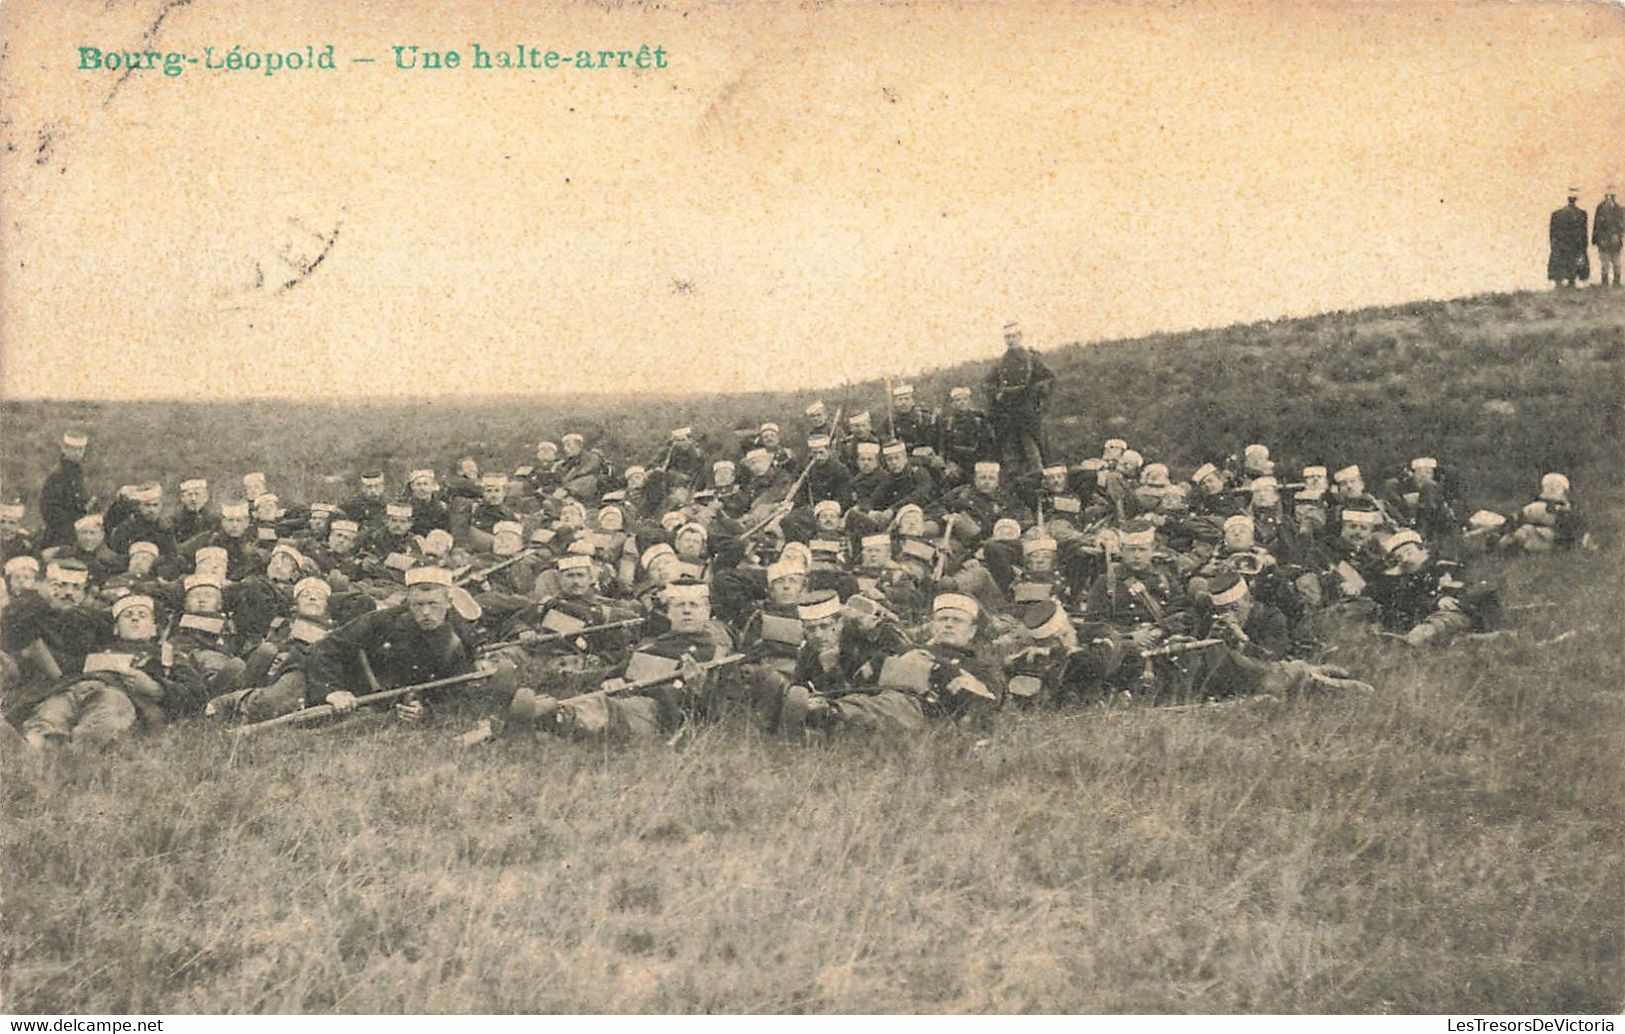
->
[22,689,81,745]
[70,685,139,747]
[1403,609,1472,647]
[193,649,248,695]
[238,670,308,721]
[829,690,927,736]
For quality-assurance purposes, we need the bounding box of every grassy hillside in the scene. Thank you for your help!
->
[1,287,1622,1014]
[3,288,1621,510]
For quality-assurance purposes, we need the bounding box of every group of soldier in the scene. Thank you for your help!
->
[0,326,1595,751]
[1548,184,1623,288]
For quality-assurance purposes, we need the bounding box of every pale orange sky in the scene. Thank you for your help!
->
[1,0,1622,400]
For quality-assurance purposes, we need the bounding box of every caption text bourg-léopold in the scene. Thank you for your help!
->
[76,42,669,79]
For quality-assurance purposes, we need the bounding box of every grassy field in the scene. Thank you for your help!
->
[2,287,1622,1013]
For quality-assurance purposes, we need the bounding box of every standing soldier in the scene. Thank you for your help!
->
[983,321,1056,473]
[39,432,91,550]
[1594,183,1622,288]
[1549,187,1590,288]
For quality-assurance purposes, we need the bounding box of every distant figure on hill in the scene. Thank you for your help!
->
[1593,184,1622,288]
[984,321,1055,474]
[1548,187,1589,288]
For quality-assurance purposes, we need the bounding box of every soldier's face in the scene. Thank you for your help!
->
[810,446,830,463]
[1223,525,1255,552]
[1341,521,1374,545]
[181,487,207,510]
[138,499,162,520]
[458,459,479,479]
[537,445,558,463]
[1394,543,1429,572]
[1412,466,1436,485]
[1121,542,1153,571]
[760,429,780,448]
[46,577,83,609]
[626,471,647,490]
[667,596,710,634]
[493,531,523,556]
[559,565,595,596]
[62,444,87,463]
[1296,509,1325,536]
[884,453,908,474]
[930,608,976,648]
[308,513,331,535]
[1026,549,1057,576]
[1337,476,1365,497]
[974,471,999,494]
[1004,330,1022,349]
[361,482,385,500]
[599,509,624,532]
[76,527,104,551]
[387,516,411,535]
[898,511,925,536]
[1103,445,1124,462]
[196,556,230,581]
[1253,487,1280,509]
[1043,470,1068,493]
[128,553,156,577]
[951,396,972,412]
[894,395,913,413]
[7,568,37,594]
[268,553,298,581]
[0,515,17,537]
[410,481,435,501]
[1304,474,1327,494]
[563,440,582,457]
[221,515,249,536]
[804,614,841,650]
[768,573,806,605]
[185,586,222,615]
[329,527,356,552]
[713,467,735,488]
[482,485,506,505]
[815,510,841,533]
[407,585,451,630]
[116,606,157,641]
[254,501,279,522]
[1199,473,1225,494]
[744,455,771,477]
[860,543,890,568]
[675,528,707,559]
[856,454,879,474]
[294,592,328,619]
[648,554,682,584]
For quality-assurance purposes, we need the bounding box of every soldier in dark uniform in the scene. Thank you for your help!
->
[341,472,390,530]
[39,432,91,551]
[800,434,854,510]
[841,412,881,469]
[2,560,113,728]
[931,462,1032,543]
[107,483,176,557]
[171,478,218,544]
[404,469,451,538]
[1549,187,1589,287]
[983,322,1056,473]
[888,384,937,453]
[303,565,483,722]
[1,502,34,563]
[51,515,123,585]
[938,386,997,484]
[1594,184,1622,288]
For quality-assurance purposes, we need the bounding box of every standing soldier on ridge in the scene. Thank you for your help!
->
[1594,183,1622,288]
[984,321,1055,474]
[1549,187,1589,288]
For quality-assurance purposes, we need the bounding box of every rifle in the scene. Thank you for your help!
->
[883,376,897,442]
[507,652,747,727]
[454,549,538,587]
[1139,637,1224,658]
[235,663,503,736]
[476,615,645,655]
[742,406,843,533]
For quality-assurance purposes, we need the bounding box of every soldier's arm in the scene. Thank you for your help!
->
[302,610,379,703]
